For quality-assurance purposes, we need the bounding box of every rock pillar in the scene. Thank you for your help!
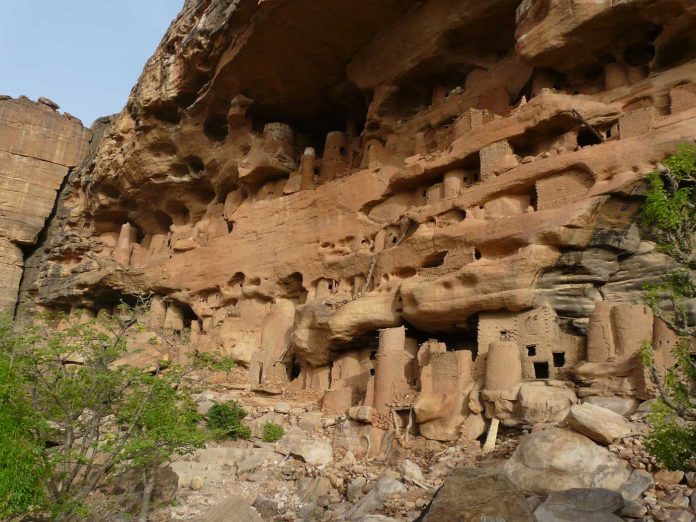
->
[611,304,653,360]
[485,341,522,393]
[299,147,316,191]
[587,301,615,362]
[373,326,410,414]
[320,131,348,182]
[148,295,167,329]
[113,223,134,266]
[163,302,184,331]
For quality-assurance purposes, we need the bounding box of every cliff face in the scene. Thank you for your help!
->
[0,96,91,311]
[18,0,696,438]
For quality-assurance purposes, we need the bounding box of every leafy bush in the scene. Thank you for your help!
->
[262,422,285,442]
[644,402,696,471]
[207,400,251,440]
[0,305,211,521]
[640,144,696,471]
[192,351,236,372]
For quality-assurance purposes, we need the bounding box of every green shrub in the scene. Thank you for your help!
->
[0,305,210,521]
[207,401,250,440]
[639,144,696,471]
[262,422,285,442]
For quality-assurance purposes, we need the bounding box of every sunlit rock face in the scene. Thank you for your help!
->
[17,0,696,440]
[0,96,91,311]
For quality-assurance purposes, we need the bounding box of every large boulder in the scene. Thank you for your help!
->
[346,476,407,520]
[503,428,631,495]
[534,488,624,522]
[566,403,632,444]
[415,467,536,521]
[582,396,639,417]
[289,439,333,466]
[517,382,578,424]
[195,496,262,522]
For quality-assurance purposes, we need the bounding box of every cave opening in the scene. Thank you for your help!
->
[533,361,549,379]
[576,127,602,148]
[403,314,479,358]
[288,357,302,381]
[248,95,368,161]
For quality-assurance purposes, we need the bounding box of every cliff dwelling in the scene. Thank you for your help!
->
[2,0,696,519]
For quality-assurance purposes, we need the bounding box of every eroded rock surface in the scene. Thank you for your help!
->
[10,0,696,483]
[416,467,535,522]
[0,96,90,310]
[5,1,696,521]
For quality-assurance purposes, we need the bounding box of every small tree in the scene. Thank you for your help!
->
[0,302,226,521]
[640,143,696,470]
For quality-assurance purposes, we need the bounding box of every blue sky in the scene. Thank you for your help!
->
[0,1,184,126]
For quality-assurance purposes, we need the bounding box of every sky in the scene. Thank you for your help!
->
[0,0,184,126]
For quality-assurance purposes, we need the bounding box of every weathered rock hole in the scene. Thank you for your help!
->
[171,163,189,177]
[185,156,205,174]
[204,114,229,142]
[229,272,245,287]
[150,101,181,124]
[421,251,447,268]
[165,201,190,226]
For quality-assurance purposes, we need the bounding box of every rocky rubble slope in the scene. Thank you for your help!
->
[142,387,694,521]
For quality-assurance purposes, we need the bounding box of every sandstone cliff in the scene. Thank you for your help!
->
[0,96,90,311]
[15,0,696,442]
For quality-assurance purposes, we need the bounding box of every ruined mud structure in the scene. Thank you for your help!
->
[4,0,696,450]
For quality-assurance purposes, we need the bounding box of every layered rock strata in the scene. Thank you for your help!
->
[0,96,90,311]
[17,0,696,442]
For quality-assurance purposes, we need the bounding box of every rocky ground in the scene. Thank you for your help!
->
[140,388,696,522]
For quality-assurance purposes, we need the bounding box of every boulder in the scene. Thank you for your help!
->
[582,396,639,416]
[347,476,406,520]
[347,476,367,502]
[504,428,631,495]
[655,469,685,485]
[566,403,632,444]
[619,469,654,501]
[517,382,578,424]
[290,439,333,466]
[415,467,536,521]
[196,496,262,522]
[348,405,376,423]
[298,411,323,433]
[253,496,279,519]
[274,401,291,413]
[401,459,425,483]
[534,488,624,522]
